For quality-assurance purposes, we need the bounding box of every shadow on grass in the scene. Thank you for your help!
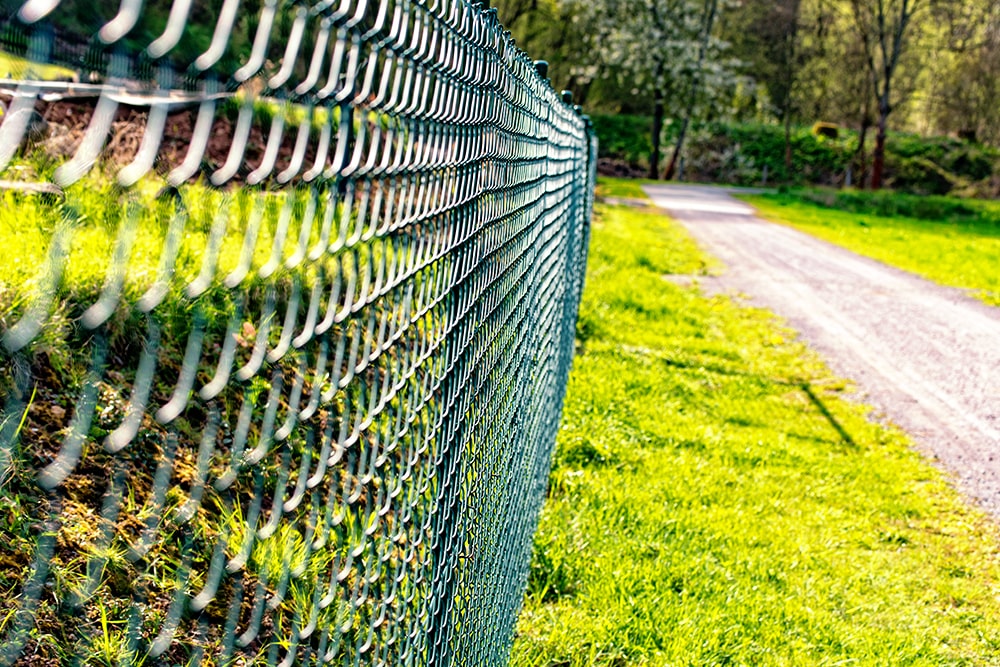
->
[655,354,859,449]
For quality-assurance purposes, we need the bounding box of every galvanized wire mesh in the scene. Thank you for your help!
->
[0,0,595,663]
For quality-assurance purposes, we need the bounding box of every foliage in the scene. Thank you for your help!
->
[920,2,1000,146]
[589,115,837,178]
[590,114,653,165]
[885,134,1000,195]
[538,0,743,173]
[604,119,1000,194]
[743,190,1000,306]
[683,122,853,185]
[501,0,1000,156]
[493,0,604,106]
[723,0,803,124]
[591,0,730,103]
[513,196,1000,665]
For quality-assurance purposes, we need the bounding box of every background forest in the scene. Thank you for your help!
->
[493,0,1000,194]
[3,0,997,193]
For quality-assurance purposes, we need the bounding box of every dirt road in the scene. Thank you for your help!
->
[643,184,1000,517]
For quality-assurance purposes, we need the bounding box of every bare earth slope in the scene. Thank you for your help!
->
[643,184,1000,518]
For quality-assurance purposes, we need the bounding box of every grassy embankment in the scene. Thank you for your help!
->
[511,184,1000,665]
[740,189,1000,307]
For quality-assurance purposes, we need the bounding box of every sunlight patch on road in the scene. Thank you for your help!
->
[643,186,756,216]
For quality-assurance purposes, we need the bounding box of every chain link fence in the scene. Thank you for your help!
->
[0,0,595,663]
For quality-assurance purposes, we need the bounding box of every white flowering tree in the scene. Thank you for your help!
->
[562,0,738,177]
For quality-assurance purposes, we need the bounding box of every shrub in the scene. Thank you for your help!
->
[886,155,957,196]
[684,122,852,186]
[588,116,999,196]
[812,122,840,139]
[886,133,999,185]
[796,188,984,223]
[590,114,652,167]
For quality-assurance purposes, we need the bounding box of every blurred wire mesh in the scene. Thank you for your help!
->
[0,0,595,663]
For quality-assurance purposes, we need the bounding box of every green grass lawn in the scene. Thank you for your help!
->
[595,177,663,200]
[511,201,1000,666]
[740,191,1000,307]
[0,168,312,388]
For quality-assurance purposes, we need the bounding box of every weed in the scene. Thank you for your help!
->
[88,601,135,667]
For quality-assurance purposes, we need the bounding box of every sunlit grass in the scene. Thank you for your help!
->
[0,52,77,81]
[0,162,340,408]
[0,163,363,660]
[512,202,1000,666]
[742,191,1000,307]
[0,172,316,319]
[595,176,659,200]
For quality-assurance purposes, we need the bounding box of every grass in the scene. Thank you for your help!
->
[595,177,661,200]
[511,201,1000,666]
[740,189,1000,307]
[0,52,77,81]
[0,155,356,661]
[0,158,336,388]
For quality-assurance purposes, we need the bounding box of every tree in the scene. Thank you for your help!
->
[725,0,803,176]
[494,0,608,106]
[663,0,723,180]
[590,0,693,177]
[584,0,737,178]
[638,0,703,179]
[847,0,927,189]
[923,0,1000,146]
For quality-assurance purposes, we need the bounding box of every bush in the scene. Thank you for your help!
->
[812,122,840,139]
[587,116,999,196]
[683,122,852,186]
[886,134,999,185]
[590,114,652,166]
[795,188,986,223]
[886,155,956,196]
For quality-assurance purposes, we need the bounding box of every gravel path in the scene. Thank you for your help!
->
[643,184,1000,518]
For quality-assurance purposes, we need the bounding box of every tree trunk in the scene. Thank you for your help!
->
[871,107,888,190]
[650,87,664,179]
[664,0,719,181]
[663,119,686,181]
[855,115,870,189]
[783,109,793,177]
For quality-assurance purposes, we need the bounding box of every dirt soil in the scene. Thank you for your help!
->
[644,184,1000,519]
[0,96,313,185]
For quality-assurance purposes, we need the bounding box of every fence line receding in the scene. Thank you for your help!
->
[0,0,595,664]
